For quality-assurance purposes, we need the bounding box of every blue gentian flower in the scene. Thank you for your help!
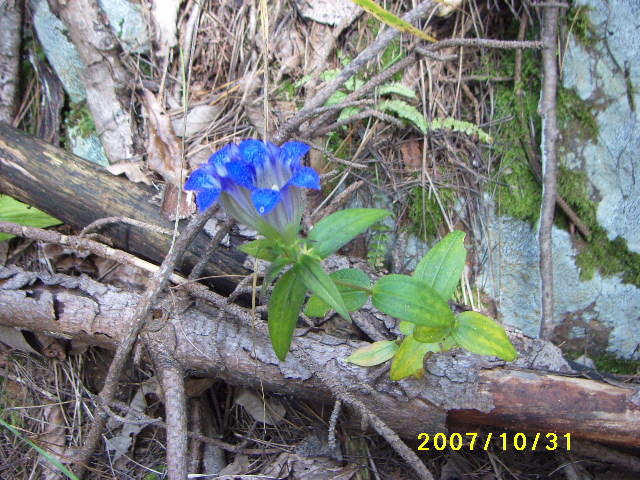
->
[184,139,320,243]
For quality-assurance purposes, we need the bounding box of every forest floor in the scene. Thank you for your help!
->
[1,0,640,479]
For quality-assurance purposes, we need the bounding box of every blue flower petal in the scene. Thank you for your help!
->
[287,166,321,190]
[208,144,229,165]
[266,141,281,166]
[195,188,220,213]
[226,160,255,189]
[251,188,281,215]
[184,165,218,191]
[280,141,311,168]
[239,139,267,167]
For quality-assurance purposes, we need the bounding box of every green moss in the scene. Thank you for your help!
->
[566,6,598,47]
[485,26,640,288]
[65,103,97,137]
[556,168,640,287]
[592,353,640,375]
[407,185,456,241]
[557,88,599,141]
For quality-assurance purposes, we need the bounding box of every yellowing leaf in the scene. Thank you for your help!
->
[350,0,437,43]
[390,335,439,381]
[452,311,518,361]
[346,340,399,366]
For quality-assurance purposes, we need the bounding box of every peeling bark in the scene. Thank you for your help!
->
[47,0,138,163]
[0,0,23,123]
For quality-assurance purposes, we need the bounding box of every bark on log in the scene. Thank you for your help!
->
[0,121,249,292]
[1,265,639,447]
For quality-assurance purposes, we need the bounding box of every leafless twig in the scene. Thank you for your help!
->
[538,3,561,341]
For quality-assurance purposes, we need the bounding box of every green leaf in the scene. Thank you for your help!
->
[0,195,62,242]
[304,268,371,317]
[390,335,439,381]
[320,69,341,82]
[350,0,437,43]
[268,269,308,361]
[346,340,399,366]
[295,255,350,321]
[378,82,417,99]
[326,90,348,106]
[413,324,450,343]
[308,208,390,259]
[414,231,467,301]
[372,274,455,328]
[399,320,415,336]
[379,99,428,134]
[260,256,291,301]
[238,238,280,261]
[452,311,518,362]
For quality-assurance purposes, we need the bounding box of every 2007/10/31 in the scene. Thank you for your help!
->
[417,433,571,451]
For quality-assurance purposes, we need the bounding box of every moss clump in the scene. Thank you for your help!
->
[407,185,456,241]
[566,6,598,48]
[556,168,640,286]
[65,103,97,137]
[592,353,640,375]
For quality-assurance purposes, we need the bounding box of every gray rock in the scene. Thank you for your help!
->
[97,0,150,54]
[32,0,86,103]
[561,0,640,253]
[478,206,640,359]
[66,124,109,167]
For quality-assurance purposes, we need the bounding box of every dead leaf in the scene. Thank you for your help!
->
[36,334,66,361]
[105,378,158,463]
[234,388,286,426]
[142,89,193,219]
[172,105,221,138]
[401,140,423,171]
[150,0,180,59]
[40,404,67,480]
[106,162,152,185]
[275,29,305,75]
[185,377,216,397]
[297,0,361,26]
[143,89,182,186]
[0,325,41,355]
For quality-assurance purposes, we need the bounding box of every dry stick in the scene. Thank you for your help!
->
[188,216,235,281]
[291,347,435,480]
[538,4,561,341]
[72,209,216,477]
[514,13,590,238]
[150,348,188,480]
[272,0,439,144]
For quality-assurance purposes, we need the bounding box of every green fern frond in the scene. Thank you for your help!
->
[430,117,493,143]
[378,83,417,99]
[379,100,428,133]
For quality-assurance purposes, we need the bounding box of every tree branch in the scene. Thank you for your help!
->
[538,4,561,340]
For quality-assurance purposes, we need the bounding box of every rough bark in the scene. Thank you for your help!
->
[47,0,138,163]
[0,0,23,123]
[2,265,640,447]
[0,121,249,293]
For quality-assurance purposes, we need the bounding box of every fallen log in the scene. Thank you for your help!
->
[1,264,639,447]
[2,122,640,448]
[0,121,249,292]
